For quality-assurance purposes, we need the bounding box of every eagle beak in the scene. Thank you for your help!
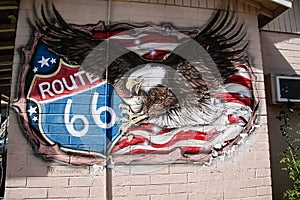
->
[126,79,144,95]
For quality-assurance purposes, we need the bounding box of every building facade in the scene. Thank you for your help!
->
[3,0,299,199]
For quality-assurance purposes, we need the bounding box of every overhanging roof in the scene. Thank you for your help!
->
[240,0,293,28]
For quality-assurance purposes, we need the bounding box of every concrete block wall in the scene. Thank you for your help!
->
[5,0,272,199]
[261,30,300,199]
[111,153,272,200]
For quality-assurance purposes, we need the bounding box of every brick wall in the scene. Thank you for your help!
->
[261,30,300,199]
[5,0,272,199]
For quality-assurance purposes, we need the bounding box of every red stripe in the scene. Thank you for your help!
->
[112,129,219,154]
[129,148,170,154]
[142,50,171,60]
[235,65,247,70]
[92,30,125,39]
[128,146,209,154]
[226,75,252,88]
[112,135,146,154]
[228,114,247,124]
[214,93,253,106]
[180,146,210,154]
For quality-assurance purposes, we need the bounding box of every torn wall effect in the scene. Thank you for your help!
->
[14,3,258,165]
[5,0,272,199]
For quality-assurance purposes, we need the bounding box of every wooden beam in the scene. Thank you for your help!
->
[0,68,12,73]
[1,94,9,101]
[0,24,15,33]
[0,77,11,81]
[0,45,14,51]
[239,0,261,9]
[0,1,18,6]
[0,5,18,10]
[0,61,12,67]
[0,28,15,33]
[260,7,274,18]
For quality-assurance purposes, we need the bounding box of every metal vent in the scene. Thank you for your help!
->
[275,76,300,103]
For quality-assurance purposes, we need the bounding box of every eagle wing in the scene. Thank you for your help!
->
[37,5,146,81]
[36,5,104,65]
[163,9,248,105]
[191,10,248,78]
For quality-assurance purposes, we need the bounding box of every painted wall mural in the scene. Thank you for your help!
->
[13,4,259,165]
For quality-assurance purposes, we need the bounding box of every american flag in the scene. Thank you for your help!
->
[107,29,256,156]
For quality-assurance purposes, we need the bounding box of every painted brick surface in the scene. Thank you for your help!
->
[5,0,271,199]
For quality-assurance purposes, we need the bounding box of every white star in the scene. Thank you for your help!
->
[50,57,56,64]
[38,56,50,68]
[150,50,156,56]
[27,106,37,116]
[32,116,38,122]
[152,125,161,134]
[33,67,38,73]
[134,39,140,45]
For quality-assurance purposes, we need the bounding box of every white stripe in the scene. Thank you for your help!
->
[113,125,243,155]
[36,82,106,104]
[223,83,253,98]
[124,125,222,145]
[111,34,148,40]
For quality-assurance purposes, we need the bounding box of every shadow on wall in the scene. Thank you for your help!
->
[260,31,300,200]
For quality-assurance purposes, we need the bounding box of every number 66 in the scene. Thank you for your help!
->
[64,92,116,137]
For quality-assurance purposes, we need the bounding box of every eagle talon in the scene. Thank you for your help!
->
[119,113,148,135]
[120,123,131,135]
[121,109,131,117]
[119,104,148,135]
[117,117,129,123]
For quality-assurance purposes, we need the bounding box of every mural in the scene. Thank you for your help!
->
[13,5,259,165]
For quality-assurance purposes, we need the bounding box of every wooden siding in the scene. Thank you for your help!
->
[262,0,300,34]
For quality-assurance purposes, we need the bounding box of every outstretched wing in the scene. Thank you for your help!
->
[36,5,103,65]
[191,10,248,78]
[164,10,248,105]
[36,5,147,81]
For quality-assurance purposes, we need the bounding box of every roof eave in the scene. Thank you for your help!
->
[240,0,292,28]
[270,0,292,8]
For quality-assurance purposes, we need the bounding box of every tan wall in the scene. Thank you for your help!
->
[261,30,300,199]
[5,0,272,199]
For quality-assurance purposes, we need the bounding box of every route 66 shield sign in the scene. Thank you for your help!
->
[15,40,125,164]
